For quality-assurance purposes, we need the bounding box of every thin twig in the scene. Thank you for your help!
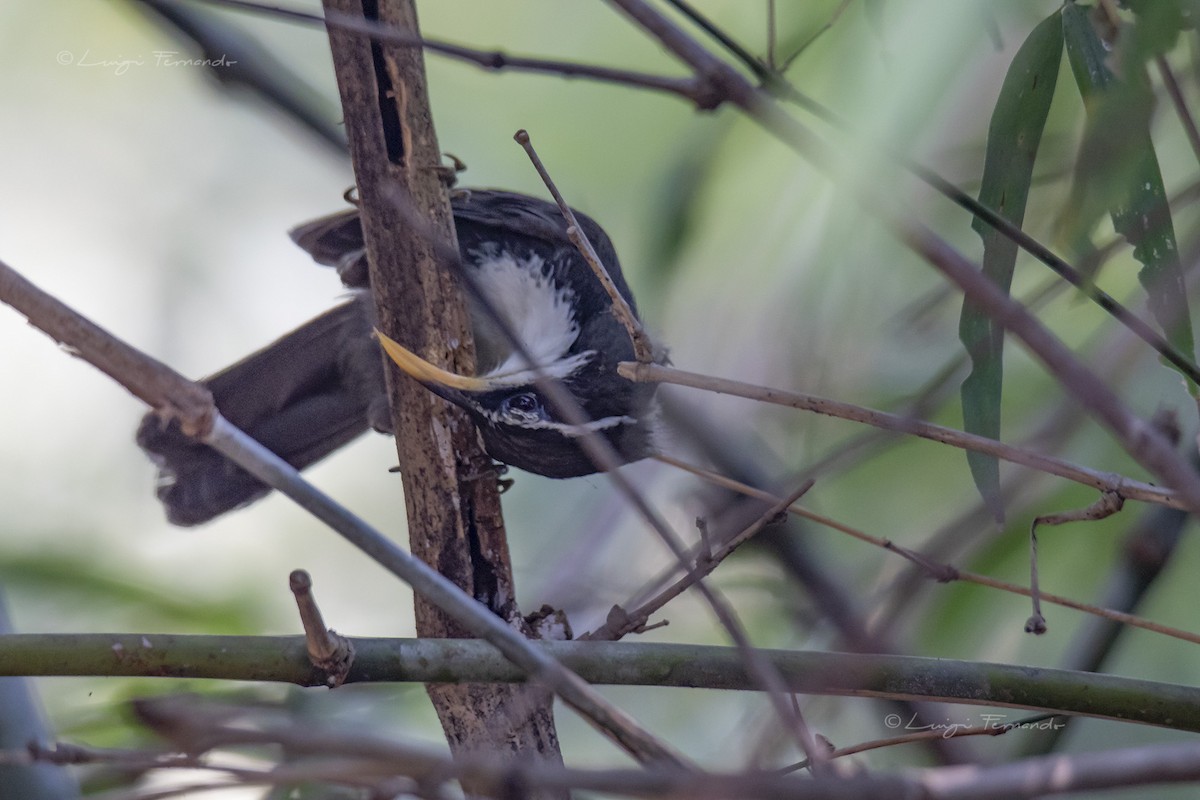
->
[782,0,854,70]
[190,0,722,106]
[664,0,766,78]
[782,713,1067,773]
[1025,491,1125,635]
[625,362,1183,510]
[655,454,1200,646]
[37,712,1200,799]
[513,129,656,363]
[583,479,814,641]
[36,731,1200,800]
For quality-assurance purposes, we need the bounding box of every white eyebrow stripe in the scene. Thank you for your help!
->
[559,415,638,435]
[479,410,636,434]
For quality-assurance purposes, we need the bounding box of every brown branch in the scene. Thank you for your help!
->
[625,362,1183,510]
[319,0,573,777]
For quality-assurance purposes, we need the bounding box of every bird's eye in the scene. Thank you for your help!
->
[503,392,541,417]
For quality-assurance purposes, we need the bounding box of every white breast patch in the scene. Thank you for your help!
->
[468,251,581,377]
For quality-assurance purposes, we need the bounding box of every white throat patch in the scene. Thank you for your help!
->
[468,250,580,376]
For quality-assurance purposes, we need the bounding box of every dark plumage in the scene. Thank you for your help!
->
[137,190,660,525]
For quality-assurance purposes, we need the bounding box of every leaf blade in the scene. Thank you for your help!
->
[1062,2,1196,391]
[960,10,1063,520]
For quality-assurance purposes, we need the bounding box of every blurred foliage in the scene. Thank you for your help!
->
[4,0,1200,797]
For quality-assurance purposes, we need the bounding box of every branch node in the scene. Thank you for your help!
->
[883,540,959,583]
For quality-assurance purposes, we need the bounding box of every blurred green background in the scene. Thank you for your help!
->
[3,1,1200,797]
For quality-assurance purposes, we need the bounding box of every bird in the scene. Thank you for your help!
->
[136,189,662,526]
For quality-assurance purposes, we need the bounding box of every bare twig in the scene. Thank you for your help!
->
[32,713,1200,800]
[514,129,656,363]
[583,479,814,641]
[655,454,1200,646]
[783,713,1067,773]
[665,0,767,78]
[1025,491,1125,636]
[783,0,854,69]
[288,569,354,686]
[190,0,722,106]
[626,362,1183,510]
[35,696,879,798]
[29,723,1200,800]
[1020,463,1194,757]
[766,0,777,69]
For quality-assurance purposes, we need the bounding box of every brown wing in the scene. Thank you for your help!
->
[286,189,626,296]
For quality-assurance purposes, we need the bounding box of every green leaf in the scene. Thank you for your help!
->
[960,10,1063,521]
[1062,2,1197,392]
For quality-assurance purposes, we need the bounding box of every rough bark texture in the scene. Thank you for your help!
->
[320,0,565,780]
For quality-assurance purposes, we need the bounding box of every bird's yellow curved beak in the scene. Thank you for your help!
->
[375,329,493,393]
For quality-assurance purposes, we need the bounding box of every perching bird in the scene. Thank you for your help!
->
[137,190,661,526]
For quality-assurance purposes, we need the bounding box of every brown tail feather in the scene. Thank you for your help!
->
[136,297,385,525]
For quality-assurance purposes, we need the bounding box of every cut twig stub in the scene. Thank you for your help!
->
[290,569,356,686]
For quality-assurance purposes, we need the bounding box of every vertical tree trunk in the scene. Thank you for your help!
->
[320,0,566,786]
